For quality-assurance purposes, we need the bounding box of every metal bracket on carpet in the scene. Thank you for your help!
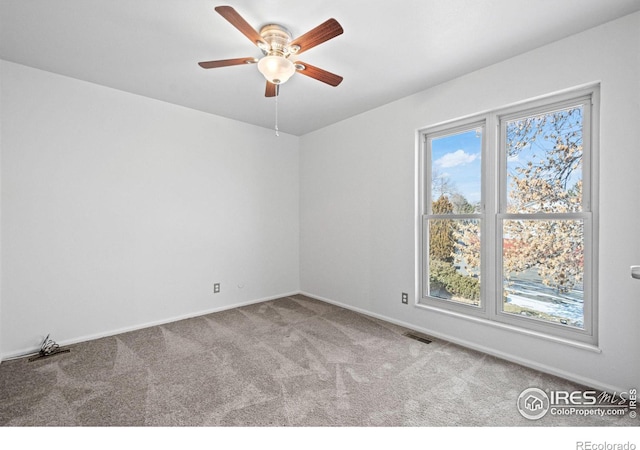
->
[28,334,70,362]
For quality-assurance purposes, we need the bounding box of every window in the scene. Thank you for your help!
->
[424,123,484,308]
[420,87,598,344]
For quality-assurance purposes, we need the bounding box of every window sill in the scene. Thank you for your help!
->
[415,301,601,353]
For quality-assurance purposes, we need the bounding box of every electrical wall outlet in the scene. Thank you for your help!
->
[401,292,408,304]
[213,283,220,294]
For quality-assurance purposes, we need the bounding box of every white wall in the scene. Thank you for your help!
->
[0,61,300,358]
[300,12,640,392]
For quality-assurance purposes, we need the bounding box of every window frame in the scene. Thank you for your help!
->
[418,86,599,345]
[421,119,488,317]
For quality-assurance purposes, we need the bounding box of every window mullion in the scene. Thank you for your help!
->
[484,113,498,320]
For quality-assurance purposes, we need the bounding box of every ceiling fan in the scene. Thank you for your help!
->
[198,5,344,97]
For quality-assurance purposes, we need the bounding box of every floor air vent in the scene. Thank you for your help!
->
[403,332,432,344]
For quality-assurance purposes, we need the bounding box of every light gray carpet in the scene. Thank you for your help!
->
[0,294,636,426]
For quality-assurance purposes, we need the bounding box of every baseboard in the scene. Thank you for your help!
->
[2,289,626,394]
[1,291,300,362]
[299,291,626,394]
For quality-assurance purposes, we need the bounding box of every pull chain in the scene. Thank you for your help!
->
[274,84,280,137]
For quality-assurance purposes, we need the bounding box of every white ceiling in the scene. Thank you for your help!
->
[2,0,640,135]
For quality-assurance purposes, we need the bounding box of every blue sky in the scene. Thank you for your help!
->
[430,107,583,208]
[431,128,482,204]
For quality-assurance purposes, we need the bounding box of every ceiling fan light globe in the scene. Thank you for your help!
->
[258,55,295,85]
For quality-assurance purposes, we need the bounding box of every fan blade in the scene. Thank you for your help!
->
[295,61,343,86]
[265,82,279,97]
[198,57,258,69]
[290,18,343,55]
[215,6,266,47]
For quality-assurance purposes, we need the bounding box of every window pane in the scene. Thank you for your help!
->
[428,218,481,306]
[502,219,584,328]
[431,128,482,213]
[506,106,583,214]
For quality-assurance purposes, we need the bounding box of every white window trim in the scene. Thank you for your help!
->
[421,118,489,318]
[417,85,599,346]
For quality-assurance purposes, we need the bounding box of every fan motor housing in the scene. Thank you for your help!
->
[259,24,297,57]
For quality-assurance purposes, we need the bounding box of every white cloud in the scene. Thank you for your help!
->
[435,149,479,168]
